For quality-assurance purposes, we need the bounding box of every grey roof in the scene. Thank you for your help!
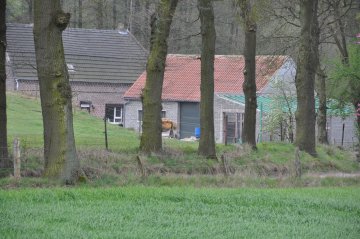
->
[6,23,148,84]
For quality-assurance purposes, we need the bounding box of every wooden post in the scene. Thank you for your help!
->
[104,117,108,151]
[136,155,147,178]
[221,154,230,176]
[13,138,21,179]
[294,147,301,178]
[341,123,345,147]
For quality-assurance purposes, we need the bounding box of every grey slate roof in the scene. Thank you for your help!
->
[6,23,148,84]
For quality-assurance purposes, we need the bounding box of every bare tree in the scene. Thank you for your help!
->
[295,0,319,156]
[140,0,178,153]
[197,0,216,158]
[0,0,11,177]
[33,0,82,183]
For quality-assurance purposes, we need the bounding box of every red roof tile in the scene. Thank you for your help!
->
[124,54,289,102]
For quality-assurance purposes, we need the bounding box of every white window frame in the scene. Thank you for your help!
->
[107,105,123,125]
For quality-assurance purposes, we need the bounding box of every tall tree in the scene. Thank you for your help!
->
[295,0,319,156]
[0,0,11,177]
[197,0,216,158]
[33,0,81,183]
[140,0,178,153]
[238,0,257,149]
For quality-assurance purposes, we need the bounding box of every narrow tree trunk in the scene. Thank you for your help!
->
[96,0,104,29]
[239,0,257,149]
[33,0,81,183]
[27,0,33,23]
[197,0,216,158]
[112,0,117,29]
[78,0,83,28]
[140,0,178,153]
[295,0,318,157]
[316,64,328,144]
[0,0,11,177]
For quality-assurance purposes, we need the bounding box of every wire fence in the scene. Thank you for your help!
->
[1,135,359,181]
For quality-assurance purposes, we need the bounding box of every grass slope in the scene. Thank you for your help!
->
[4,92,360,187]
[7,92,139,152]
[1,187,359,238]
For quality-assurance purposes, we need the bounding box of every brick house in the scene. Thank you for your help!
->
[123,54,293,141]
[6,23,147,124]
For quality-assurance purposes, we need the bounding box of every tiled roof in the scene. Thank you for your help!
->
[6,24,147,84]
[124,54,289,101]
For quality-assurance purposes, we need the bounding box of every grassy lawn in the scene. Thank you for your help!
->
[3,92,360,188]
[1,187,359,238]
[7,92,140,152]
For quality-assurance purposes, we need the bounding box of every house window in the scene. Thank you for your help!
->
[106,104,123,125]
[80,100,92,113]
[67,63,76,72]
[138,110,166,122]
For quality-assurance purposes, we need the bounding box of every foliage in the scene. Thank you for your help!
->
[1,187,360,238]
[328,44,360,105]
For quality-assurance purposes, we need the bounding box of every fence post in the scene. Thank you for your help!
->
[13,138,21,179]
[294,147,301,178]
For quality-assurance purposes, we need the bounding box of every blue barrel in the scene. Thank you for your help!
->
[195,127,200,139]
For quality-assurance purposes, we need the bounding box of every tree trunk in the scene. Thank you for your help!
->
[33,0,81,184]
[316,64,328,144]
[96,0,104,29]
[295,0,318,157]
[26,0,33,23]
[140,0,178,153]
[197,0,216,158]
[78,0,83,28]
[0,0,11,177]
[112,0,117,29]
[239,0,257,149]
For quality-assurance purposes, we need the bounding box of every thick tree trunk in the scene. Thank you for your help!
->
[0,0,11,177]
[197,0,216,158]
[316,64,328,144]
[239,0,257,149]
[33,0,81,183]
[78,0,83,28]
[140,0,178,153]
[295,0,318,157]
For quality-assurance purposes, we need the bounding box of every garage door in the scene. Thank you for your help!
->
[180,102,200,139]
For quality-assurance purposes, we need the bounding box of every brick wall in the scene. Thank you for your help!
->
[15,79,132,118]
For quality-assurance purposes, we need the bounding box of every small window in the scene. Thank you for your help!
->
[80,100,92,113]
[67,63,75,72]
[106,104,123,125]
[138,110,166,122]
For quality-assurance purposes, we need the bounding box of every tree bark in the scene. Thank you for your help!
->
[239,0,257,149]
[112,0,117,29]
[96,0,104,29]
[33,0,81,183]
[197,0,216,158]
[0,0,11,177]
[316,64,328,144]
[78,0,83,28]
[295,0,318,157]
[140,0,178,153]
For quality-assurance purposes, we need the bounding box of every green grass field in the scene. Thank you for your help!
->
[1,187,359,238]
